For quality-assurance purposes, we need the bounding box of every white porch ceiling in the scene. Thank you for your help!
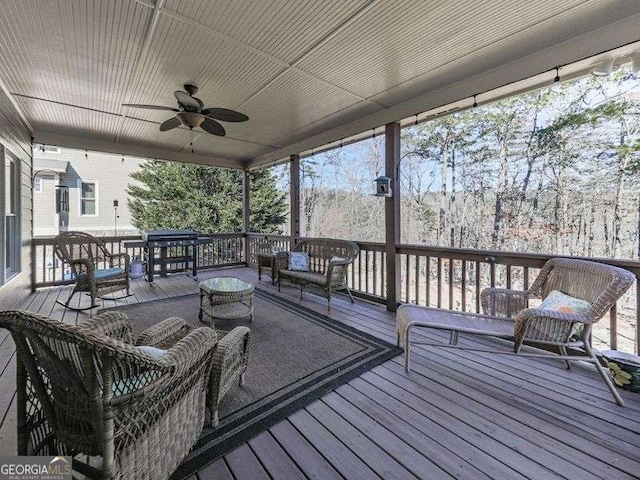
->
[0,0,639,170]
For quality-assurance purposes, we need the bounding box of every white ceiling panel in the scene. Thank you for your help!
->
[296,0,606,99]
[0,0,637,168]
[232,69,371,144]
[163,0,369,63]
[125,13,284,117]
[14,96,121,142]
[0,0,151,113]
[191,133,277,162]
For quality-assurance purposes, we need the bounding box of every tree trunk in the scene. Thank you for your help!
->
[492,138,509,249]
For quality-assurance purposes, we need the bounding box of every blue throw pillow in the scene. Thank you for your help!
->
[538,290,591,314]
[288,252,310,271]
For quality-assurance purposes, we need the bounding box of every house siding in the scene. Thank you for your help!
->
[34,149,144,236]
[0,90,32,308]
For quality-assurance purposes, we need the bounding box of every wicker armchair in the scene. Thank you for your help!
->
[398,258,634,405]
[135,317,251,427]
[0,310,218,480]
[53,231,131,311]
[276,238,359,310]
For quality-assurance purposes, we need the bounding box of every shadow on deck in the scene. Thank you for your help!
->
[1,266,639,480]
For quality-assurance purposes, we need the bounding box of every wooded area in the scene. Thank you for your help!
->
[300,69,640,261]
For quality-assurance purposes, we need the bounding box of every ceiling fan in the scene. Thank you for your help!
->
[122,82,248,137]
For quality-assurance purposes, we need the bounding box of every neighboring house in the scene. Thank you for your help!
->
[33,146,143,237]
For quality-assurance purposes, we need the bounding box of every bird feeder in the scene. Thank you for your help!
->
[374,175,392,197]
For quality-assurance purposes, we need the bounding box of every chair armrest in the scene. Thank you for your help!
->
[212,327,251,381]
[135,317,186,346]
[481,287,531,318]
[78,311,133,343]
[107,252,130,269]
[162,327,219,378]
[327,259,350,285]
[69,257,94,275]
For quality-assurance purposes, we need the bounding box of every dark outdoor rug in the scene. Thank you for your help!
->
[107,288,401,479]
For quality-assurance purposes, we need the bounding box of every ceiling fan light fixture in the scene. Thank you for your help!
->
[591,57,614,76]
[176,111,205,128]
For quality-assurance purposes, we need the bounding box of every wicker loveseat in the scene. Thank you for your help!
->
[276,238,359,310]
[0,310,219,480]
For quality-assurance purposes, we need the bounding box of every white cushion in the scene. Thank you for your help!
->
[137,345,167,357]
[288,251,310,271]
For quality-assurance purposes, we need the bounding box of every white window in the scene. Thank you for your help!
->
[77,180,99,216]
[34,176,42,193]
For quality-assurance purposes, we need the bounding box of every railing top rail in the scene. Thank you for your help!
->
[397,243,640,275]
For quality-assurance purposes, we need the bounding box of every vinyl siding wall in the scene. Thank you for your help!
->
[0,91,32,309]
[33,149,144,236]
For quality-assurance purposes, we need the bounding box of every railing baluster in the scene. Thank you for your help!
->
[371,252,378,295]
[523,266,529,292]
[489,261,496,288]
[425,256,430,307]
[506,265,512,290]
[437,257,442,308]
[405,254,410,303]
[414,255,420,305]
[365,250,370,295]
[461,260,467,311]
[610,302,618,351]
[475,261,481,313]
[448,258,454,310]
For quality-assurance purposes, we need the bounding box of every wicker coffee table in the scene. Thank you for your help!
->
[199,276,255,328]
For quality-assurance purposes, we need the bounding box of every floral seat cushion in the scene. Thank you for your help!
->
[538,290,592,314]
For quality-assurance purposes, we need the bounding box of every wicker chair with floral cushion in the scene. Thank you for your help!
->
[53,231,131,311]
[0,310,218,480]
[276,238,359,310]
[398,258,634,405]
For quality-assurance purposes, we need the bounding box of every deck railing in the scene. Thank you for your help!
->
[31,233,640,353]
[31,233,245,289]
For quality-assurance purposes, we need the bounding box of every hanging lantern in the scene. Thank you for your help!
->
[373,175,392,197]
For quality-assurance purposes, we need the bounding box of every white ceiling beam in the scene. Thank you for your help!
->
[249,13,640,169]
[114,0,166,144]
[0,76,33,134]
[33,131,245,170]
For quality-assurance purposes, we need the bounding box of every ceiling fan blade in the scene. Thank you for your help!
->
[200,117,226,136]
[201,107,249,122]
[122,103,178,111]
[174,91,200,110]
[159,116,181,132]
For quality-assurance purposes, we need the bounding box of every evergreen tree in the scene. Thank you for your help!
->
[128,160,286,234]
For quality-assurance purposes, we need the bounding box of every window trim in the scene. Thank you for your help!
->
[77,179,99,217]
[1,147,21,286]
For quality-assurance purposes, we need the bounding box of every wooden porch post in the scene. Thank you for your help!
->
[242,170,250,262]
[385,122,401,312]
[290,154,301,245]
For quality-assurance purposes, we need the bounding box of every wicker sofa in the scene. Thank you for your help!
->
[276,238,359,310]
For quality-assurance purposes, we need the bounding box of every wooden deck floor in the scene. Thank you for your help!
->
[1,266,640,480]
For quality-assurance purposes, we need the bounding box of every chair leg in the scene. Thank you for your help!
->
[559,346,572,370]
[583,341,624,406]
[404,325,412,373]
[345,287,355,304]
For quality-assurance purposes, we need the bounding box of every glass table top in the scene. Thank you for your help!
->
[200,276,254,294]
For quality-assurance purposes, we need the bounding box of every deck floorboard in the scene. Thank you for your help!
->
[0,266,639,480]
